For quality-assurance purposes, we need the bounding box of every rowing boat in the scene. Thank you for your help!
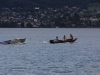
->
[49,38,77,44]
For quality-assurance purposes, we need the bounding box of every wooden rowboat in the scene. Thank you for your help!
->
[49,38,77,44]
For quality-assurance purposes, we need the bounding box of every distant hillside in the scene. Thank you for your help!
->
[88,3,100,11]
[0,0,100,9]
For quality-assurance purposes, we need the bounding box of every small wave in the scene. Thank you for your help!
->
[28,41,48,44]
[42,41,48,44]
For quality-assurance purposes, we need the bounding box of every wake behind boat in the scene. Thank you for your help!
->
[0,40,11,44]
[0,38,26,44]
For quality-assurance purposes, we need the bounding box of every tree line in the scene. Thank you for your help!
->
[0,0,100,9]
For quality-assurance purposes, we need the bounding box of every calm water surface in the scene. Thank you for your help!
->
[0,28,100,75]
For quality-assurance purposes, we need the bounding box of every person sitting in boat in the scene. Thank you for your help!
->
[69,34,73,40]
[63,35,67,41]
[54,36,59,42]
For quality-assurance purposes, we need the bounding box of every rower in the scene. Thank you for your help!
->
[54,36,59,42]
[69,34,73,40]
[63,35,66,41]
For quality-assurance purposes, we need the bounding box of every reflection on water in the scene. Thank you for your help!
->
[0,28,100,75]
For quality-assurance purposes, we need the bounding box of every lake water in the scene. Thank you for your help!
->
[0,28,100,75]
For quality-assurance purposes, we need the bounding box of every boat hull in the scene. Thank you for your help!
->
[10,38,26,44]
[50,38,77,44]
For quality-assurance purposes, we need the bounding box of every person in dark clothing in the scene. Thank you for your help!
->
[69,34,73,40]
[63,35,67,41]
